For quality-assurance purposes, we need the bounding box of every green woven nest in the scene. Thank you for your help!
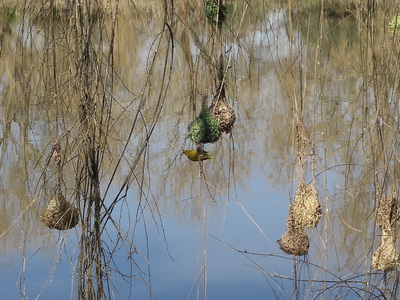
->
[389,15,400,34]
[188,101,221,144]
[205,0,227,28]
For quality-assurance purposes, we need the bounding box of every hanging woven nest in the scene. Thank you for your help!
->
[278,227,309,256]
[210,95,236,134]
[188,97,221,144]
[205,0,227,28]
[372,232,400,271]
[290,183,322,228]
[375,194,400,231]
[40,193,79,230]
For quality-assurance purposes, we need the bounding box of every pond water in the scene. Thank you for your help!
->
[0,1,399,299]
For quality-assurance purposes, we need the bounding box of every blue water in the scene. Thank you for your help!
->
[1,166,295,299]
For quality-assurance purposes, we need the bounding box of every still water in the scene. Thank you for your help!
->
[0,1,399,299]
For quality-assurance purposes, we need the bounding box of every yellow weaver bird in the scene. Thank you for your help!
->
[183,150,214,161]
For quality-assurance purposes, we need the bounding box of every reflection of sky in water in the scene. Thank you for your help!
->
[1,167,369,299]
[1,168,293,299]
[0,149,364,299]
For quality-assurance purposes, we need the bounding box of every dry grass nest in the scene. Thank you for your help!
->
[372,231,400,271]
[278,183,321,256]
[278,228,309,256]
[210,96,236,134]
[290,183,322,228]
[40,193,79,230]
[375,194,400,230]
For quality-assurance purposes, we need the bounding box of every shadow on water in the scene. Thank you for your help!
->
[0,0,400,299]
